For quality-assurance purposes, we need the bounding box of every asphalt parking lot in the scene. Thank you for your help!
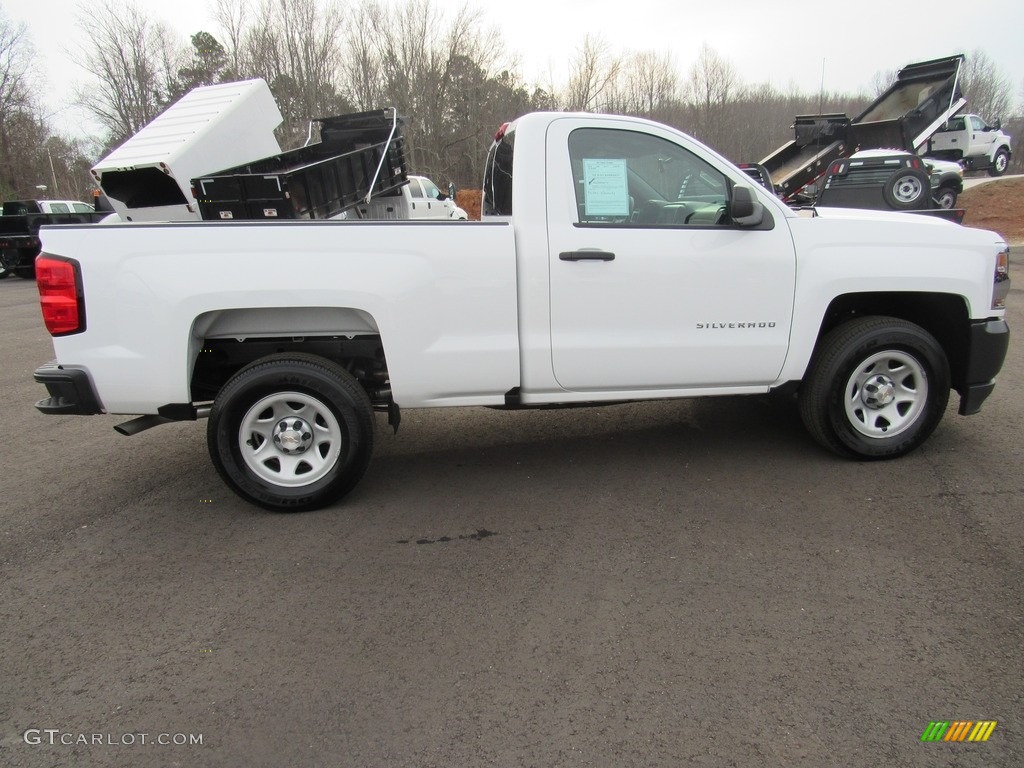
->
[1,266,1022,767]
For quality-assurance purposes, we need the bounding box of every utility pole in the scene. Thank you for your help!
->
[47,149,60,197]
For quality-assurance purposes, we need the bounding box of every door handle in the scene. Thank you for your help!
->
[559,250,615,261]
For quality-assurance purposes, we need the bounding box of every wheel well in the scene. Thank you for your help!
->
[815,293,971,390]
[190,335,391,410]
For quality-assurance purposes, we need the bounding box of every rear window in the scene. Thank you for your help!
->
[483,127,514,216]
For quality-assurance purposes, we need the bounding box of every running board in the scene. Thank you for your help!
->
[114,415,175,436]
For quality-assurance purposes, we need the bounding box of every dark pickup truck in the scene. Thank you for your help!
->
[0,199,109,279]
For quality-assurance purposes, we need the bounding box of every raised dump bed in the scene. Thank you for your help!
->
[758,114,850,200]
[192,109,408,221]
[849,55,966,151]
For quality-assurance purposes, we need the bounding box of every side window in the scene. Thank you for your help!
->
[568,128,729,227]
[970,116,985,131]
[72,202,94,213]
[48,203,71,213]
[408,180,424,199]
[420,178,441,199]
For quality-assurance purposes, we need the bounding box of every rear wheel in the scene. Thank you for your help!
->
[799,317,950,459]
[988,148,1009,177]
[207,353,375,511]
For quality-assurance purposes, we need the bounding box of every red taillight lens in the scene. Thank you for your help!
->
[36,255,84,335]
[494,122,509,142]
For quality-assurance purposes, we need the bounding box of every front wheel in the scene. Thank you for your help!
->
[933,186,957,209]
[799,317,950,459]
[988,148,1009,177]
[207,353,375,511]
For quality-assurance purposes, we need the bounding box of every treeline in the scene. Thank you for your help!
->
[1,0,1022,202]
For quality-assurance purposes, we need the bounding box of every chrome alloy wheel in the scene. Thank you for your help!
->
[844,350,928,439]
[239,392,342,487]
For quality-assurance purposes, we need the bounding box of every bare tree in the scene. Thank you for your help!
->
[686,43,737,149]
[341,0,520,186]
[564,35,621,112]
[76,0,186,144]
[0,10,51,198]
[612,50,679,120]
[222,0,348,147]
[961,49,1012,121]
[869,69,896,98]
[212,0,250,80]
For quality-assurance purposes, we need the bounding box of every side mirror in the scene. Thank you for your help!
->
[992,117,1002,130]
[730,186,764,227]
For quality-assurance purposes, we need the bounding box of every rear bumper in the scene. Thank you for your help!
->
[34,361,103,415]
[0,237,41,270]
[957,319,1009,415]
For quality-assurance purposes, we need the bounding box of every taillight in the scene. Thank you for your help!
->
[993,248,1010,310]
[494,122,510,142]
[36,254,85,335]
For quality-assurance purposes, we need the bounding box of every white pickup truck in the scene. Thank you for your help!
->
[350,174,468,221]
[33,112,1010,511]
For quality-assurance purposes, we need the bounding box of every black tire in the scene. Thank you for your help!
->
[933,186,957,209]
[882,168,930,210]
[207,353,375,511]
[988,147,1009,177]
[799,317,950,460]
[0,266,10,280]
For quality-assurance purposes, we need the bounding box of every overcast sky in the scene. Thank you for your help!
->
[6,0,1023,139]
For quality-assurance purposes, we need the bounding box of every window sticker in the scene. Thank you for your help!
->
[582,158,629,217]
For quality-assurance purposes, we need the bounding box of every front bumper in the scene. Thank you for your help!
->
[957,319,1010,415]
[34,361,103,415]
